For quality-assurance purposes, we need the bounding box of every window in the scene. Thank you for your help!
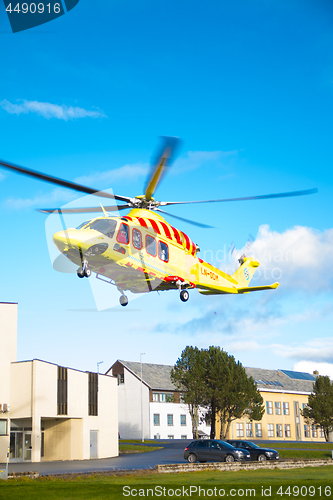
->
[283,402,290,415]
[255,423,262,437]
[312,425,317,438]
[180,393,185,403]
[165,394,174,403]
[246,423,253,437]
[0,420,7,436]
[117,223,129,244]
[304,425,310,437]
[146,235,157,256]
[57,366,68,415]
[236,423,244,437]
[117,373,124,385]
[167,414,174,426]
[87,218,117,238]
[181,435,187,439]
[168,435,174,439]
[88,372,98,416]
[319,427,325,438]
[275,402,281,415]
[180,415,186,426]
[160,393,166,403]
[267,424,274,437]
[158,241,169,262]
[276,424,283,437]
[284,424,291,438]
[266,401,273,414]
[153,393,159,402]
[153,414,160,426]
[132,229,142,250]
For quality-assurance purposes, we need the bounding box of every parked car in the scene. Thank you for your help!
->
[184,439,251,463]
[226,440,279,461]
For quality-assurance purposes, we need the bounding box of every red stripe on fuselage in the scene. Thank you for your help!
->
[148,218,161,234]
[159,221,172,240]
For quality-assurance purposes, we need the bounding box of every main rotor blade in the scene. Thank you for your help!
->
[0,159,132,203]
[145,136,181,201]
[160,188,318,206]
[37,204,132,214]
[156,208,214,228]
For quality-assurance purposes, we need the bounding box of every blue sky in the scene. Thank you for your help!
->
[0,0,332,377]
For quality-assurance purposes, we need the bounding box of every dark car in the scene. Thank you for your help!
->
[226,440,279,461]
[184,439,251,463]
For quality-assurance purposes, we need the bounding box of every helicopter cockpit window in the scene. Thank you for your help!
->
[158,241,169,262]
[132,229,142,250]
[146,235,157,256]
[76,220,91,230]
[117,223,129,245]
[87,219,117,238]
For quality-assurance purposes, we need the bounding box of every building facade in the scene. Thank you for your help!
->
[0,302,119,463]
[216,367,326,442]
[108,360,211,440]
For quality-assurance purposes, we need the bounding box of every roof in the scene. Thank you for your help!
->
[120,360,178,391]
[245,367,315,393]
[115,360,316,394]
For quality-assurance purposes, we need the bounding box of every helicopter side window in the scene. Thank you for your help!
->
[146,235,156,257]
[158,241,169,262]
[87,219,117,238]
[132,229,142,250]
[117,223,129,245]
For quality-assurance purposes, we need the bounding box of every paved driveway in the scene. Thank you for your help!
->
[2,440,190,476]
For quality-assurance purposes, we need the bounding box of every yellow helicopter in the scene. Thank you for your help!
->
[0,137,317,306]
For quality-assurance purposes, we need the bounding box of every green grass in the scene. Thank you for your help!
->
[279,449,332,459]
[263,441,333,450]
[1,467,333,500]
[119,439,168,444]
[119,444,163,452]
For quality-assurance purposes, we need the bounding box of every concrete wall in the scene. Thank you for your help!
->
[117,369,150,439]
[0,303,17,462]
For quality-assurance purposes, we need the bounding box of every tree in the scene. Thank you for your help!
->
[301,375,333,441]
[170,346,206,439]
[171,345,265,440]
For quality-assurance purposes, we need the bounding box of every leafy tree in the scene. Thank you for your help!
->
[171,346,206,439]
[171,345,264,440]
[301,375,333,441]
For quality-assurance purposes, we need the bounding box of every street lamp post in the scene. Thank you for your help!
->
[140,353,145,443]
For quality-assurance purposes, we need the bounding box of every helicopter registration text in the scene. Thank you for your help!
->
[200,267,219,281]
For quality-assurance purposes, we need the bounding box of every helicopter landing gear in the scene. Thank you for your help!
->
[119,294,129,307]
[77,260,91,278]
[180,290,189,302]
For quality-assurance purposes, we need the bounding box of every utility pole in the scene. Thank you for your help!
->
[140,353,145,443]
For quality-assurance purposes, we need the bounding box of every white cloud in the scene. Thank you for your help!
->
[4,188,76,210]
[293,360,333,379]
[230,224,333,292]
[0,99,106,121]
[272,337,333,364]
[74,162,149,186]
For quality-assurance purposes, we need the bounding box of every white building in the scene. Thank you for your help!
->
[107,360,210,440]
[0,302,119,463]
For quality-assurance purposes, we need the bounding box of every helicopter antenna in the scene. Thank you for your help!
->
[99,202,109,217]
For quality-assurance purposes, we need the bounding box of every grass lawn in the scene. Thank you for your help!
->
[1,466,333,500]
[263,441,333,450]
[119,444,163,452]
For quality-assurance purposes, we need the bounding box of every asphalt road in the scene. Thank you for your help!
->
[2,439,190,476]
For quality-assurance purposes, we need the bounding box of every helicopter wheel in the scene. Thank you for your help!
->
[84,269,91,278]
[180,290,189,302]
[77,268,85,278]
[119,295,129,307]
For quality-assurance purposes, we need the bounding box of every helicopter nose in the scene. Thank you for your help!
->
[53,230,72,252]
